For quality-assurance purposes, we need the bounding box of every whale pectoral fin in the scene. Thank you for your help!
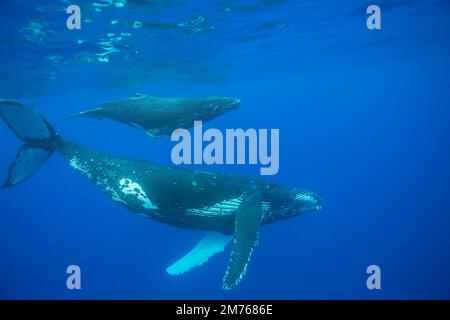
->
[147,126,175,137]
[146,128,161,137]
[166,232,232,276]
[62,108,102,121]
[223,191,262,290]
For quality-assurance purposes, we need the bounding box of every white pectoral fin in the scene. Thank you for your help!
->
[166,232,232,276]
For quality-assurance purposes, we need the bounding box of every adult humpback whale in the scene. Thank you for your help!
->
[0,101,321,290]
[64,94,241,137]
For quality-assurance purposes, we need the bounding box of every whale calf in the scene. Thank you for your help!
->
[0,101,321,290]
[64,94,241,137]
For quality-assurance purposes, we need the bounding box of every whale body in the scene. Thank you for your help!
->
[64,94,241,137]
[0,100,321,289]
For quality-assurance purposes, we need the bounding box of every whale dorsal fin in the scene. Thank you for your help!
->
[166,232,232,275]
[223,190,262,290]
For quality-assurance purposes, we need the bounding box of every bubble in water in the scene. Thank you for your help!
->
[93,0,113,7]
[114,0,126,8]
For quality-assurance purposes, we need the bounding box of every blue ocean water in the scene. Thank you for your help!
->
[0,0,450,299]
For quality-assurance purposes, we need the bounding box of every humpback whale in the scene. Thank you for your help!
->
[63,94,241,137]
[0,101,321,290]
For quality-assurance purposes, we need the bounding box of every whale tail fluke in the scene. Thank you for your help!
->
[0,100,60,188]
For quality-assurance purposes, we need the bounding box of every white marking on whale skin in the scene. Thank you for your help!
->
[261,201,271,220]
[118,178,158,210]
[69,157,127,204]
[295,192,317,203]
[186,198,272,218]
[186,197,243,217]
[69,157,93,179]
[223,245,255,290]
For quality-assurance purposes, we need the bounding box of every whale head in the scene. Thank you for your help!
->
[264,187,322,223]
[202,96,241,119]
[291,190,322,214]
